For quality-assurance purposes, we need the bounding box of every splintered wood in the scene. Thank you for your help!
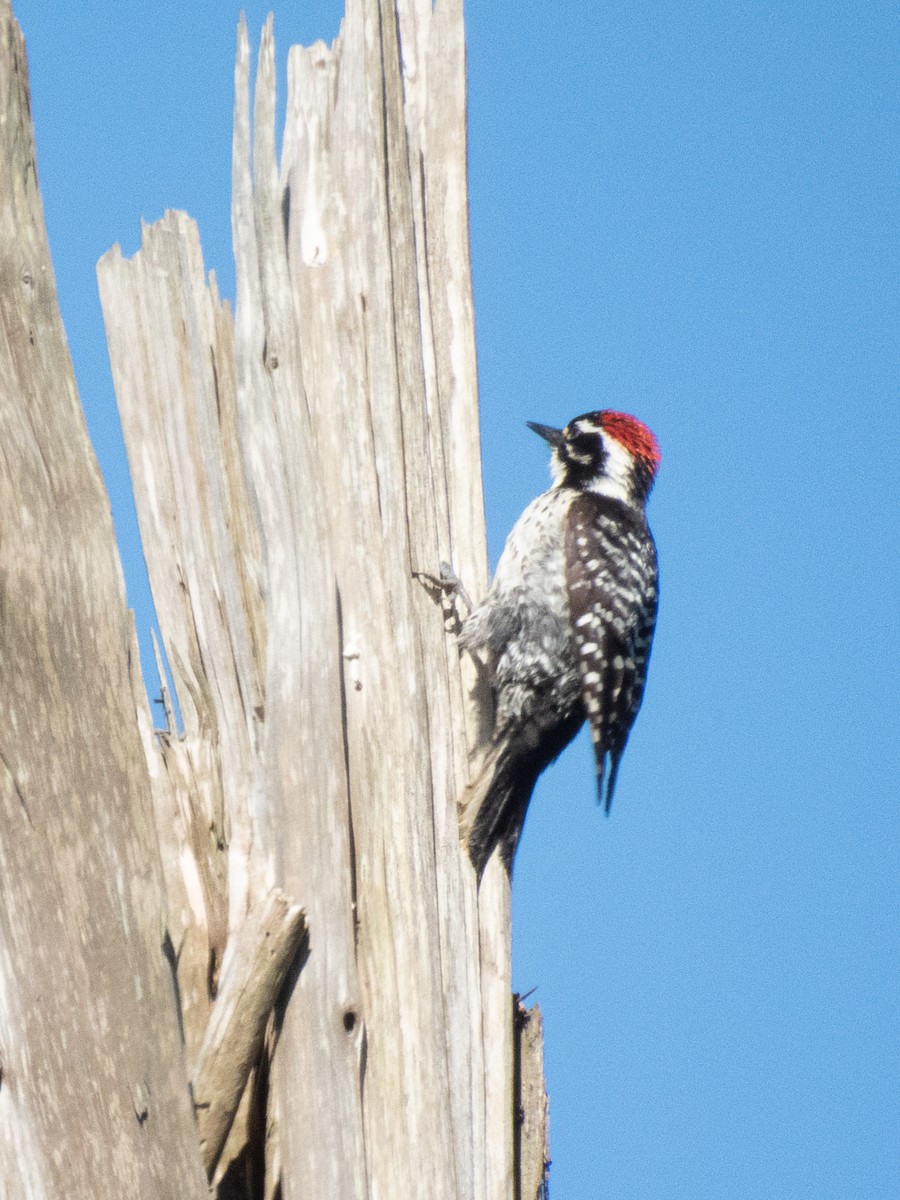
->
[0,3,209,1196]
[0,0,550,1195]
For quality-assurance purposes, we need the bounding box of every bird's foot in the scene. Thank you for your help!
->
[413,561,474,617]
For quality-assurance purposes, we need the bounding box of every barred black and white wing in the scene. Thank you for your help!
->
[565,492,659,812]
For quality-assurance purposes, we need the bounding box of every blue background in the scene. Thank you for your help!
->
[15,2,899,1196]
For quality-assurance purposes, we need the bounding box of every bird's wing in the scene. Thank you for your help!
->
[564,492,658,810]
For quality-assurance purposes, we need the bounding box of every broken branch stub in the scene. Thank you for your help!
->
[193,891,308,1179]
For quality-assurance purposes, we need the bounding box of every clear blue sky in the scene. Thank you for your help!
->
[16,2,899,1196]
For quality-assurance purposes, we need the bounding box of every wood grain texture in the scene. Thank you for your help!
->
[272,2,505,1193]
[193,891,307,1179]
[98,211,266,1066]
[94,3,546,1197]
[0,4,208,1196]
[515,1001,551,1200]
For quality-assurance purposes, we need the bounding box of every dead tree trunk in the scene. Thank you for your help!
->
[1,2,549,1197]
[0,6,209,1197]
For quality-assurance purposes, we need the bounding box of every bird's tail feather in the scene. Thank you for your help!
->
[459,741,536,880]
[604,752,620,814]
[460,712,584,879]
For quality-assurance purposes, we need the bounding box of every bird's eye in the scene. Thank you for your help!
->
[565,431,599,463]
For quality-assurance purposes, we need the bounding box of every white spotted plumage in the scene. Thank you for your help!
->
[458,410,661,877]
[565,486,658,811]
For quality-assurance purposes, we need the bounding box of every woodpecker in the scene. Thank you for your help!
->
[458,410,660,877]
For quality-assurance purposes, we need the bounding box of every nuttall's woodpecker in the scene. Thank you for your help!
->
[457,410,660,877]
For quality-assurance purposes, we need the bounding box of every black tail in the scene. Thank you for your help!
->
[599,741,628,815]
[463,752,538,879]
[461,713,583,879]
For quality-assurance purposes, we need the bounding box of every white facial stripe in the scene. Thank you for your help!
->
[586,432,632,502]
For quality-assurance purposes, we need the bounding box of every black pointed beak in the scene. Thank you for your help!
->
[527,421,564,447]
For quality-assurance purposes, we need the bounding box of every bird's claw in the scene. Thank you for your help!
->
[437,561,474,615]
[413,561,474,617]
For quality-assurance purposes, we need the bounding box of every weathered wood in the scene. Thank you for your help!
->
[237,18,371,1198]
[1,0,553,1190]
[0,3,208,1196]
[193,890,307,1179]
[94,3,546,1198]
[515,1000,551,1200]
[98,209,264,1068]
[273,2,506,1193]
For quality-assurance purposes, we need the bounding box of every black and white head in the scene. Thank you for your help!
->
[528,410,661,508]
